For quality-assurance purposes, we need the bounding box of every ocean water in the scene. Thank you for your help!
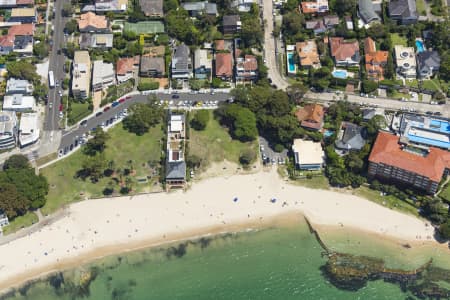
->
[2,220,447,300]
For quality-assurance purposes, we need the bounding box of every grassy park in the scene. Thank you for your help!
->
[189,110,258,170]
[2,212,38,235]
[41,124,164,215]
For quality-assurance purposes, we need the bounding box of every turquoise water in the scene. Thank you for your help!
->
[2,221,425,300]
[415,40,425,53]
[287,53,296,73]
[332,70,348,79]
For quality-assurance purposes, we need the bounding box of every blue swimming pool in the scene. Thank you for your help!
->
[324,130,335,137]
[332,70,348,79]
[287,53,295,73]
[416,40,425,53]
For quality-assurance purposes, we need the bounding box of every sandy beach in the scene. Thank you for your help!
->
[0,168,441,292]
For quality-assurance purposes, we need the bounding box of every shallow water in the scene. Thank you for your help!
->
[3,219,448,300]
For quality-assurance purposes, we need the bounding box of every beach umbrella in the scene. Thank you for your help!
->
[233,197,239,202]
[270,198,277,203]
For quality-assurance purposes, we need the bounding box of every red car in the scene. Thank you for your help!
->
[118,98,125,103]
[125,96,132,100]
[103,106,111,112]
[59,104,63,111]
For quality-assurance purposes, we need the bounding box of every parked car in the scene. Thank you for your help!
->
[112,101,119,107]
[118,98,125,103]
[103,106,111,112]
[95,111,103,117]
[80,120,87,127]
[172,94,180,99]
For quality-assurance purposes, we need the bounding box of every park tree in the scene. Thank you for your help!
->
[123,99,163,135]
[438,220,450,240]
[216,104,258,142]
[3,154,30,170]
[81,153,107,183]
[190,110,210,131]
[345,152,364,173]
[84,127,110,156]
[239,149,256,166]
[0,183,29,219]
[186,154,202,169]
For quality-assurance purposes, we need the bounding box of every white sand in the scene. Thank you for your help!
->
[0,168,438,291]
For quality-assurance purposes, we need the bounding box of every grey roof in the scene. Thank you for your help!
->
[417,51,440,74]
[14,35,32,49]
[79,33,113,49]
[139,0,163,16]
[335,122,366,151]
[358,0,381,24]
[181,1,217,14]
[323,15,339,26]
[172,44,191,70]
[166,161,186,179]
[140,56,165,73]
[223,15,240,27]
[389,0,417,19]
[362,109,376,120]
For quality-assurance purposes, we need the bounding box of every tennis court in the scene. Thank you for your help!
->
[124,21,165,34]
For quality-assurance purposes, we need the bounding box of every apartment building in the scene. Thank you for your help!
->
[0,110,17,149]
[72,51,91,99]
[165,113,186,191]
[92,60,115,91]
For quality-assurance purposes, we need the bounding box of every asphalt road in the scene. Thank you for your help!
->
[58,92,231,155]
[44,0,68,131]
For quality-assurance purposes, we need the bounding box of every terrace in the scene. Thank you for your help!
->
[399,114,450,150]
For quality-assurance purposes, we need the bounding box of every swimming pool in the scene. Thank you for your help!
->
[287,52,296,73]
[324,130,335,137]
[415,40,425,53]
[332,69,348,79]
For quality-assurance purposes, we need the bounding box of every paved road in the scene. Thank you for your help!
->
[262,0,288,90]
[45,0,68,131]
[58,92,231,155]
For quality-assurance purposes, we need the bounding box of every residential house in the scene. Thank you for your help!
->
[223,15,241,34]
[345,16,353,30]
[194,49,212,80]
[388,0,417,24]
[292,139,324,170]
[295,103,324,131]
[323,15,339,28]
[13,35,32,55]
[171,44,192,80]
[215,52,233,81]
[368,131,450,194]
[0,23,34,55]
[79,33,113,49]
[417,51,440,79]
[6,78,33,95]
[394,45,416,79]
[358,0,381,25]
[362,108,376,121]
[3,94,36,112]
[364,37,388,80]
[0,110,17,149]
[9,7,36,23]
[72,51,91,99]
[78,12,110,33]
[330,37,360,66]
[92,60,115,92]
[300,0,329,13]
[181,1,218,17]
[232,0,256,12]
[0,35,14,55]
[18,112,39,147]
[335,122,366,153]
[139,55,165,77]
[215,39,225,51]
[139,0,163,18]
[94,0,127,13]
[236,54,258,82]
[296,40,321,69]
[8,23,34,36]
[0,0,33,8]
[116,56,139,83]
[166,113,186,190]
[305,19,326,35]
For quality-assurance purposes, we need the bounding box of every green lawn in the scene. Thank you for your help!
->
[389,90,411,100]
[355,186,419,216]
[416,0,427,15]
[290,175,330,190]
[421,79,441,92]
[390,33,408,47]
[68,102,91,125]
[440,183,450,203]
[41,124,164,214]
[405,79,419,88]
[189,110,258,169]
[2,212,38,235]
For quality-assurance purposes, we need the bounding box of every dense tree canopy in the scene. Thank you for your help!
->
[84,127,110,156]
[6,61,39,83]
[3,154,30,170]
[190,110,210,131]
[215,104,258,142]
[123,98,163,135]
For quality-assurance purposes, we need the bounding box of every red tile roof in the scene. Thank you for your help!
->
[0,35,14,47]
[16,0,34,5]
[8,23,34,36]
[243,55,257,71]
[215,53,232,77]
[215,39,225,51]
[364,37,376,53]
[368,131,450,182]
[330,37,359,61]
[295,104,324,130]
[301,2,318,13]
[116,57,136,75]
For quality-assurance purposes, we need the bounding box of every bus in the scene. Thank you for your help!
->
[48,71,55,88]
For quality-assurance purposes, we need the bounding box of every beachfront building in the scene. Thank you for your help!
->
[18,112,39,147]
[368,131,450,194]
[295,103,324,131]
[0,110,18,149]
[72,51,91,99]
[394,45,416,79]
[292,139,324,170]
[165,113,187,190]
[335,122,366,154]
[329,37,360,66]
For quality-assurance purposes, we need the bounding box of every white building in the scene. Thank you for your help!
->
[18,112,39,147]
[3,94,36,112]
[394,45,417,79]
[232,0,256,12]
[6,78,33,95]
[292,139,324,170]
[0,110,17,149]
[92,60,115,91]
[72,51,91,99]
